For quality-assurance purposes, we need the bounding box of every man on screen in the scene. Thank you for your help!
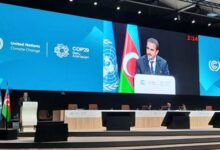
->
[136,38,170,75]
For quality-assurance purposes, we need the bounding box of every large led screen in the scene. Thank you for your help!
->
[0,3,218,96]
[199,35,220,96]
[0,3,104,92]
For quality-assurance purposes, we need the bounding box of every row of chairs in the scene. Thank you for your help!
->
[65,104,214,110]
[68,104,131,110]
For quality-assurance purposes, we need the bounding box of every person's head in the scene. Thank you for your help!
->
[23,92,28,98]
[146,38,159,60]
[182,104,186,110]
[166,102,171,108]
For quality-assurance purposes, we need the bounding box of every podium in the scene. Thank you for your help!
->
[134,74,176,95]
[161,111,190,129]
[102,111,135,130]
[21,102,38,132]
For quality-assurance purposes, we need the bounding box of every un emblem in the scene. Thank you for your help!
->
[103,39,119,92]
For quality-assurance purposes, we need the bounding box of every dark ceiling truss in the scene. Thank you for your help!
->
[119,0,175,10]
[119,0,220,25]
[0,0,220,36]
[179,0,220,9]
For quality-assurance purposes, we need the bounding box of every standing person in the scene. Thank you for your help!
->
[18,92,31,120]
[18,92,31,107]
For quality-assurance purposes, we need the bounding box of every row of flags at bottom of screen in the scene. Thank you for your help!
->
[0,84,11,123]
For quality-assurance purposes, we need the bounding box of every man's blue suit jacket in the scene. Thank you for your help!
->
[136,55,170,75]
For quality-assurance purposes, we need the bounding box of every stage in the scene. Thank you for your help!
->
[2,110,220,149]
[1,128,220,149]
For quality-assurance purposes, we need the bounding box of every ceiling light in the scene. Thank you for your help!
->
[69,0,74,2]
[116,6,120,10]
[173,14,181,21]
[208,23,212,27]
[94,2,98,6]
[192,20,196,24]
[138,10,142,15]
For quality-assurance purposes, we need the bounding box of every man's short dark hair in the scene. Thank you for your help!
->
[147,38,159,50]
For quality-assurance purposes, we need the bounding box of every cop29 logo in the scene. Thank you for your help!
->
[209,60,220,72]
[54,44,69,58]
[0,38,3,50]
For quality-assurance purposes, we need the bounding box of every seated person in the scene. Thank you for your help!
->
[148,104,152,110]
[141,104,152,110]
[179,104,187,110]
[161,102,172,110]
[142,105,148,110]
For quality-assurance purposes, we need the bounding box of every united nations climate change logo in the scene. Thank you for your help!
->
[54,44,69,58]
[209,60,220,72]
[0,38,3,50]
[103,39,119,92]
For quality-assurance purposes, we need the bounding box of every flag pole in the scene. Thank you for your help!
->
[6,82,8,131]
[0,85,6,131]
[0,79,3,130]
[6,118,8,131]
[3,82,9,131]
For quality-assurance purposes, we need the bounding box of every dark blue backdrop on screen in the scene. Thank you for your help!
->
[0,3,105,91]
